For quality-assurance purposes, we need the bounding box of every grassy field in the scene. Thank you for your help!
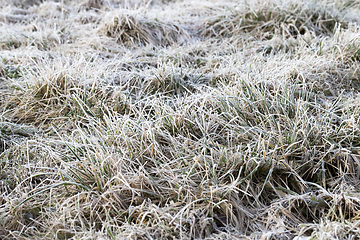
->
[1,0,360,239]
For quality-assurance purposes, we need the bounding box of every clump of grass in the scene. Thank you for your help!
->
[0,21,65,51]
[100,9,191,47]
[200,0,350,41]
[146,65,207,95]
[4,56,109,124]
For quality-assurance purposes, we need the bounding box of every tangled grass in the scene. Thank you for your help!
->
[1,0,360,239]
[100,8,191,46]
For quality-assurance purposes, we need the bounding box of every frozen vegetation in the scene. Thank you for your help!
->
[1,0,360,239]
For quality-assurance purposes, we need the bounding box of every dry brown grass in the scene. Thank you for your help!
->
[1,0,360,239]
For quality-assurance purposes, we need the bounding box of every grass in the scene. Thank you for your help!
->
[1,0,360,239]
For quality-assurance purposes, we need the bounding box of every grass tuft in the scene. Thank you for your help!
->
[100,9,191,47]
[199,0,353,43]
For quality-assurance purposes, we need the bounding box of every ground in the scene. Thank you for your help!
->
[1,0,360,239]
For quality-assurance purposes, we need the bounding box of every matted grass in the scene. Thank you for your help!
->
[1,0,360,239]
